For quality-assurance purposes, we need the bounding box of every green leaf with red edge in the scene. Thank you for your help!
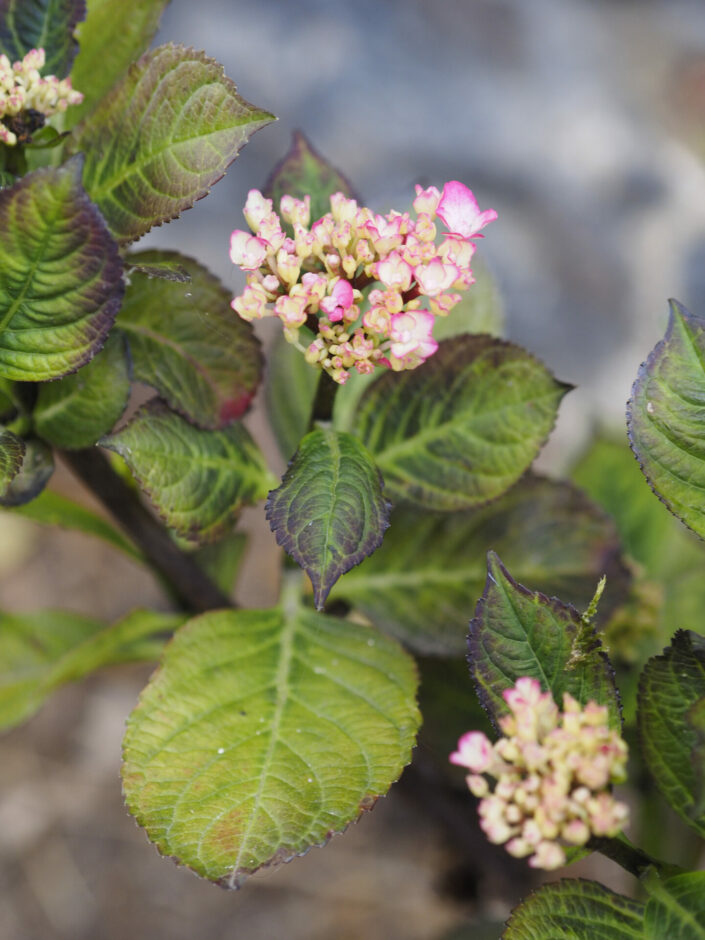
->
[34,331,131,449]
[0,428,25,495]
[0,157,123,381]
[74,43,275,245]
[638,630,705,837]
[503,879,645,940]
[628,299,705,542]
[330,475,629,655]
[353,335,570,511]
[0,436,53,507]
[70,0,169,123]
[0,0,86,77]
[264,130,357,227]
[100,399,275,543]
[118,250,262,429]
[122,598,420,886]
[468,552,621,730]
[266,428,390,609]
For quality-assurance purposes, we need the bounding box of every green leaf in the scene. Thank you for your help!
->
[638,631,705,837]
[265,328,318,460]
[353,335,570,510]
[122,597,420,886]
[689,697,705,822]
[627,300,705,542]
[0,608,181,731]
[432,256,504,341]
[644,869,705,940]
[118,250,262,428]
[266,429,390,609]
[9,487,142,560]
[70,0,168,122]
[0,428,25,494]
[0,157,124,382]
[100,399,274,543]
[0,0,86,77]
[75,43,275,245]
[0,435,53,506]
[504,879,645,940]
[33,331,130,449]
[264,131,356,229]
[469,552,621,729]
[330,476,629,655]
[192,532,247,596]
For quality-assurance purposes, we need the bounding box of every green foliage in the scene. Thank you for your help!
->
[354,335,569,510]
[0,0,86,77]
[628,300,705,541]
[122,596,420,886]
[0,427,24,494]
[503,880,645,939]
[75,43,274,245]
[70,0,168,121]
[118,250,262,429]
[0,157,123,381]
[0,435,53,506]
[266,429,389,608]
[331,476,628,655]
[265,329,318,460]
[100,399,274,542]
[34,331,130,448]
[0,608,181,731]
[643,869,705,939]
[638,631,705,837]
[264,130,356,228]
[469,552,621,729]
[192,533,247,596]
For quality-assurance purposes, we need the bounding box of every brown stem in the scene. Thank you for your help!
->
[62,448,232,614]
[586,835,670,879]
[308,369,339,427]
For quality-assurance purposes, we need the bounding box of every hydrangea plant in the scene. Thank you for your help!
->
[1,4,705,936]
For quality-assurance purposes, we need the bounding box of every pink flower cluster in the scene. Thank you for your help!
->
[450,678,629,871]
[229,180,496,384]
[0,49,83,146]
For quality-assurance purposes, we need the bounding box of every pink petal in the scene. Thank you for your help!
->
[437,181,498,239]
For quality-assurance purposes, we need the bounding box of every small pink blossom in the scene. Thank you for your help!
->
[414,259,461,297]
[388,310,438,361]
[375,251,413,291]
[243,189,274,231]
[274,292,308,327]
[229,230,269,270]
[280,194,311,228]
[450,731,494,773]
[436,181,498,240]
[320,278,354,322]
[413,184,441,216]
[230,282,269,321]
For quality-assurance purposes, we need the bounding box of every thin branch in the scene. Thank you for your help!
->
[587,835,670,879]
[307,369,338,428]
[62,448,232,614]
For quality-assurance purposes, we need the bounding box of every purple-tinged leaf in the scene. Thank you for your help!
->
[0,428,25,495]
[0,436,53,507]
[266,429,390,609]
[75,44,275,245]
[0,157,124,382]
[0,0,86,77]
[469,552,620,730]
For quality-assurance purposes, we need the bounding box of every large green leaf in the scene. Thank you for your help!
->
[469,552,621,729]
[644,869,705,940]
[0,428,25,495]
[0,608,181,731]
[628,300,705,542]
[75,43,274,245]
[122,598,420,886]
[638,631,705,837]
[353,335,569,510]
[265,328,318,460]
[264,130,357,228]
[100,399,274,542]
[0,0,86,77]
[266,429,389,609]
[33,331,130,448]
[0,435,53,506]
[70,0,169,122]
[0,158,123,381]
[330,476,629,655]
[9,487,141,560]
[118,250,262,429]
[504,880,645,940]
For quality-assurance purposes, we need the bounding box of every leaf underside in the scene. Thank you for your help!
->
[0,436,53,507]
[0,428,25,495]
[0,0,86,77]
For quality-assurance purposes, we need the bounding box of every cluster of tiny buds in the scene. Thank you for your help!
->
[0,48,83,147]
[450,678,629,870]
[229,179,496,384]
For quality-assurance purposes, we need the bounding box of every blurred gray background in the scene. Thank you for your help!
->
[3,1,705,937]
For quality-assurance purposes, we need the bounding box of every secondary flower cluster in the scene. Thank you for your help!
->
[450,678,629,870]
[0,48,83,147]
[229,180,497,383]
